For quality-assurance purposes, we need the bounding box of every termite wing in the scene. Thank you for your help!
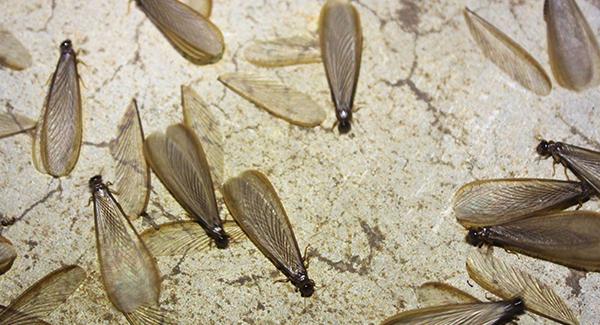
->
[32,39,82,177]
[244,34,321,67]
[453,178,591,227]
[90,175,173,324]
[222,170,315,297]
[0,265,86,324]
[0,112,36,139]
[182,0,211,17]
[0,28,32,70]
[0,235,16,275]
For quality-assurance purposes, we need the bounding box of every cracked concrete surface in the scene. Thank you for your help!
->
[1,0,600,324]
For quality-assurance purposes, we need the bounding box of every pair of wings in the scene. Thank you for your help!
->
[92,179,173,324]
[386,251,578,324]
[0,265,86,324]
[137,0,224,64]
[32,42,82,177]
[465,0,600,94]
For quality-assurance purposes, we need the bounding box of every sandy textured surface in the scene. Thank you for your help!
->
[1,0,600,324]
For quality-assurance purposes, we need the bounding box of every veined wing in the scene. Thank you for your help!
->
[0,29,32,70]
[110,100,150,220]
[0,265,86,324]
[0,112,35,139]
[181,86,224,188]
[222,170,305,280]
[464,8,551,95]
[138,0,224,64]
[415,282,479,308]
[0,235,16,275]
[555,143,600,194]
[453,178,588,227]
[244,34,321,67]
[219,73,326,127]
[182,0,211,17]
[380,299,524,325]
[143,124,222,231]
[467,251,579,325]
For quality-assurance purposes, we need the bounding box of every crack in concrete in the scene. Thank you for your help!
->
[13,179,63,224]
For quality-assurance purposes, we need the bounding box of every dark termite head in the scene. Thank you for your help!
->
[336,108,352,134]
[536,139,552,157]
[88,175,104,192]
[293,273,315,297]
[60,39,73,53]
[466,228,489,247]
[208,226,229,249]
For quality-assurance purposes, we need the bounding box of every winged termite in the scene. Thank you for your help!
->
[467,250,579,325]
[182,0,211,17]
[415,282,479,308]
[0,235,16,275]
[89,175,172,324]
[140,220,244,256]
[464,8,552,96]
[537,140,600,194]
[244,34,321,67]
[218,72,326,127]
[109,100,150,220]
[32,39,82,177]
[380,298,525,325]
[222,170,315,297]
[136,0,224,64]
[181,86,224,188]
[0,112,36,139]
[144,124,229,248]
[467,210,600,271]
[453,178,591,227]
[0,265,86,324]
[545,0,600,91]
[0,29,32,70]
[319,0,362,133]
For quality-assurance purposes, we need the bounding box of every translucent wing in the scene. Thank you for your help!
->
[319,0,362,116]
[485,210,600,271]
[0,235,16,275]
[554,143,600,195]
[138,0,224,64]
[467,251,579,325]
[140,220,244,256]
[0,29,32,70]
[34,40,82,177]
[143,124,222,233]
[91,177,163,321]
[222,170,306,282]
[0,112,35,139]
[244,34,321,67]
[182,0,211,17]
[464,8,551,96]
[416,282,479,308]
[545,0,600,91]
[110,100,150,220]
[453,178,588,227]
[218,73,326,127]
[181,86,224,188]
[380,299,524,325]
[0,265,86,324]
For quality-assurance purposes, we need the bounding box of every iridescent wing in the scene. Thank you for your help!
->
[137,0,224,64]
[0,265,86,324]
[464,8,551,95]
[219,73,326,127]
[453,178,588,227]
[467,251,579,325]
[110,100,150,220]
